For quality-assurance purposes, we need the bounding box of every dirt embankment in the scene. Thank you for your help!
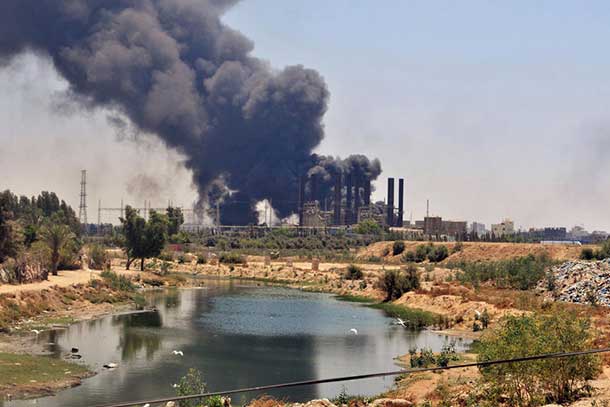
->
[357,241,589,264]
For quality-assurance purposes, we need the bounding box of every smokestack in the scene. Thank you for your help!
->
[387,177,395,226]
[363,179,371,206]
[298,175,306,226]
[346,173,353,224]
[354,176,361,223]
[310,174,319,203]
[397,178,404,227]
[334,173,342,225]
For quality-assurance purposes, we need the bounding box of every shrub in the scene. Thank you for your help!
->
[581,241,610,260]
[377,264,420,301]
[414,244,431,262]
[177,254,186,264]
[89,244,107,270]
[158,251,174,262]
[427,245,449,262]
[100,270,135,292]
[436,343,459,368]
[219,252,246,264]
[196,255,206,264]
[175,368,206,407]
[453,254,552,290]
[478,312,600,406]
[401,251,416,262]
[452,241,464,253]
[344,264,364,280]
[580,247,595,260]
[409,347,436,368]
[596,240,610,260]
[392,241,406,256]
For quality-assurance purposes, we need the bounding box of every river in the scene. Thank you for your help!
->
[2,279,470,406]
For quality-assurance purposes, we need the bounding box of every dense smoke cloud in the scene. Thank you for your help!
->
[0,0,381,223]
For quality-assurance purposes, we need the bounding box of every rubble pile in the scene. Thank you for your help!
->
[539,259,610,306]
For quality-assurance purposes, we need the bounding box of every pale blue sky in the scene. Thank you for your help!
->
[1,1,610,230]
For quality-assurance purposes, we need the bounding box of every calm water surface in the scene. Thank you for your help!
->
[3,280,469,406]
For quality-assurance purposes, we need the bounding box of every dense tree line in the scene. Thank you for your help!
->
[0,190,81,278]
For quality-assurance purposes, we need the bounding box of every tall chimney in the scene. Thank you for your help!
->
[354,176,361,223]
[310,174,318,203]
[298,175,306,226]
[334,173,342,225]
[363,179,371,206]
[346,173,353,224]
[397,178,404,227]
[387,177,394,226]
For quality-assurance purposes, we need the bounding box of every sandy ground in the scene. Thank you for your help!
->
[358,241,591,264]
[0,269,100,294]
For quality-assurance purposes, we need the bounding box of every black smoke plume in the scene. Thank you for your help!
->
[0,0,381,224]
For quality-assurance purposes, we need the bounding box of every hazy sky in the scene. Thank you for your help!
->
[1,1,610,230]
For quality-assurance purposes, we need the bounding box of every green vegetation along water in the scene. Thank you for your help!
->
[1,279,470,407]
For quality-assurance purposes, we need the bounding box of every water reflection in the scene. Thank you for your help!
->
[114,311,163,361]
[2,281,470,407]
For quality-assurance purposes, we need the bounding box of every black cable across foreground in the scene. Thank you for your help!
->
[92,347,610,407]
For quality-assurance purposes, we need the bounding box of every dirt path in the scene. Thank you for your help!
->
[0,269,100,294]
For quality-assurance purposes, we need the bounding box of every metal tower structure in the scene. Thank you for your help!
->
[79,170,88,225]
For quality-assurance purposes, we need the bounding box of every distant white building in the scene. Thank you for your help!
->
[470,221,486,236]
[569,225,588,240]
[491,219,515,237]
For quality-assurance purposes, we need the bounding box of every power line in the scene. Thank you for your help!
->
[91,347,610,407]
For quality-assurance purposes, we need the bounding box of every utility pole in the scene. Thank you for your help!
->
[120,198,124,219]
[426,199,430,218]
[79,170,88,227]
[98,199,101,228]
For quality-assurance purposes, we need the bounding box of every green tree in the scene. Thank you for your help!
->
[0,211,22,263]
[354,219,382,235]
[141,210,169,271]
[478,312,600,406]
[119,207,168,271]
[378,264,420,301]
[166,206,185,237]
[39,218,76,276]
[119,206,146,270]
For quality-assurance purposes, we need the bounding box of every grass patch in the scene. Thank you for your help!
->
[369,302,437,329]
[334,294,377,304]
[0,352,89,387]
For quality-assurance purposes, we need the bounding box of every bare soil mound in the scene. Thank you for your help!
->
[357,241,588,264]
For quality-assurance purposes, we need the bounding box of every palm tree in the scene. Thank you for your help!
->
[39,221,74,276]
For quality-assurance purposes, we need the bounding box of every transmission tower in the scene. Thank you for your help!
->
[79,170,88,225]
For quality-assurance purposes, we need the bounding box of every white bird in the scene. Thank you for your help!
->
[172,383,179,388]
[172,350,184,356]
[31,329,41,335]
[143,404,150,407]
[395,318,406,327]
[349,328,358,335]
[103,362,118,369]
